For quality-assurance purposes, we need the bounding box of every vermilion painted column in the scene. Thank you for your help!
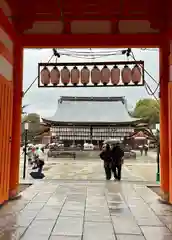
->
[159,39,170,202]
[168,41,172,203]
[9,41,23,199]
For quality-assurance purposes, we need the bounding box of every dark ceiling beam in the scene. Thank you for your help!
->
[10,13,148,23]
[21,33,161,48]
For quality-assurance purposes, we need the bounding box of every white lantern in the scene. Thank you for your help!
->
[121,65,132,85]
[91,65,101,86]
[41,66,50,86]
[61,66,70,86]
[50,66,60,86]
[71,66,80,86]
[111,65,120,85]
[101,65,110,85]
[81,66,90,86]
[131,65,141,85]
[24,122,29,130]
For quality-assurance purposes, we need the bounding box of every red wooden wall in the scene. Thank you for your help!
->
[0,9,14,204]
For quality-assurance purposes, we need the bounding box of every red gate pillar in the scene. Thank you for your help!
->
[168,40,172,203]
[9,41,23,199]
[159,40,170,202]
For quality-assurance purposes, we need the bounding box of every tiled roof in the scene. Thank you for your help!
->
[42,96,139,124]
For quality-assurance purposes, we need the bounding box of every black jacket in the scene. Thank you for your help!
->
[111,146,124,165]
[100,150,112,163]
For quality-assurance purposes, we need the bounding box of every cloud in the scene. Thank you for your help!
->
[23,48,159,117]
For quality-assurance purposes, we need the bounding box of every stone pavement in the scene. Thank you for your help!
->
[43,159,147,182]
[147,151,157,160]
[19,156,157,183]
[125,161,157,183]
[133,150,157,162]
[0,180,172,239]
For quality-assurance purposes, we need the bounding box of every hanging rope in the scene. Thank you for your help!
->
[126,49,160,102]
[23,49,60,97]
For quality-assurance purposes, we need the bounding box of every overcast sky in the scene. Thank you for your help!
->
[23,48,159,118]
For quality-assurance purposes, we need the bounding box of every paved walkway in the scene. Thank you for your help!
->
[19,155,157,183]
[10,152,167,239]
[43,159,148,182]
[0,180,172,239]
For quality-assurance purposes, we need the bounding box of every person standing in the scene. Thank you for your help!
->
[100,144,112,180]
[111,143,124,181]
[144,144,148,156]
[139,145,144,156]
[27,147,33,166]
[32,146,39,169]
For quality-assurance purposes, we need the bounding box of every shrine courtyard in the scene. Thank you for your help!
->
[0,153,170,240]
[1,180,172,240]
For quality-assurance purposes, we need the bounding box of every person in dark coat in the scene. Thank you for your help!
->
[100,144,112,180]
[144,144,148,156]
[111,143,124,181]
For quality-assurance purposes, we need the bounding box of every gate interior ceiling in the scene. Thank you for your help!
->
[3,0,170,47]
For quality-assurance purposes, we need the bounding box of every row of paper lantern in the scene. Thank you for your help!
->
[40,65,142,86]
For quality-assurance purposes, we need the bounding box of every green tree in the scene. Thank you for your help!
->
[21,113,41,143]
[133,98,160,126]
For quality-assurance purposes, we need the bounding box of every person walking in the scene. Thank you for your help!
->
[100,144,112,180]
[111,143,124,181]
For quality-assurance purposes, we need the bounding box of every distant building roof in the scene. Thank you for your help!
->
[42,96,140,125]
[132,131,147,139]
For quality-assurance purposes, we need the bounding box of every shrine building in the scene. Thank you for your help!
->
[42,96,138,146]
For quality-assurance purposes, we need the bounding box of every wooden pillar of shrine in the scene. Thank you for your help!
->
[168,39,172,203]
[159,39,170,202]
[0,8,15,203]
[9,41,23,199]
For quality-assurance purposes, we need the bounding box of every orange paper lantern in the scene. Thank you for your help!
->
[91,65,101,86]
[61,66,70,86]
[131,65,141,85]
[81,66,90,86]
[41,66,50,86]
[71,66,80,86]
[121,65,132,85]
[111,65,120,85]
[101,65,110,85]
[50,66,60,86]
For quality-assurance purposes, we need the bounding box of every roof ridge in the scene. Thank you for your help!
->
[59,96,125,102]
